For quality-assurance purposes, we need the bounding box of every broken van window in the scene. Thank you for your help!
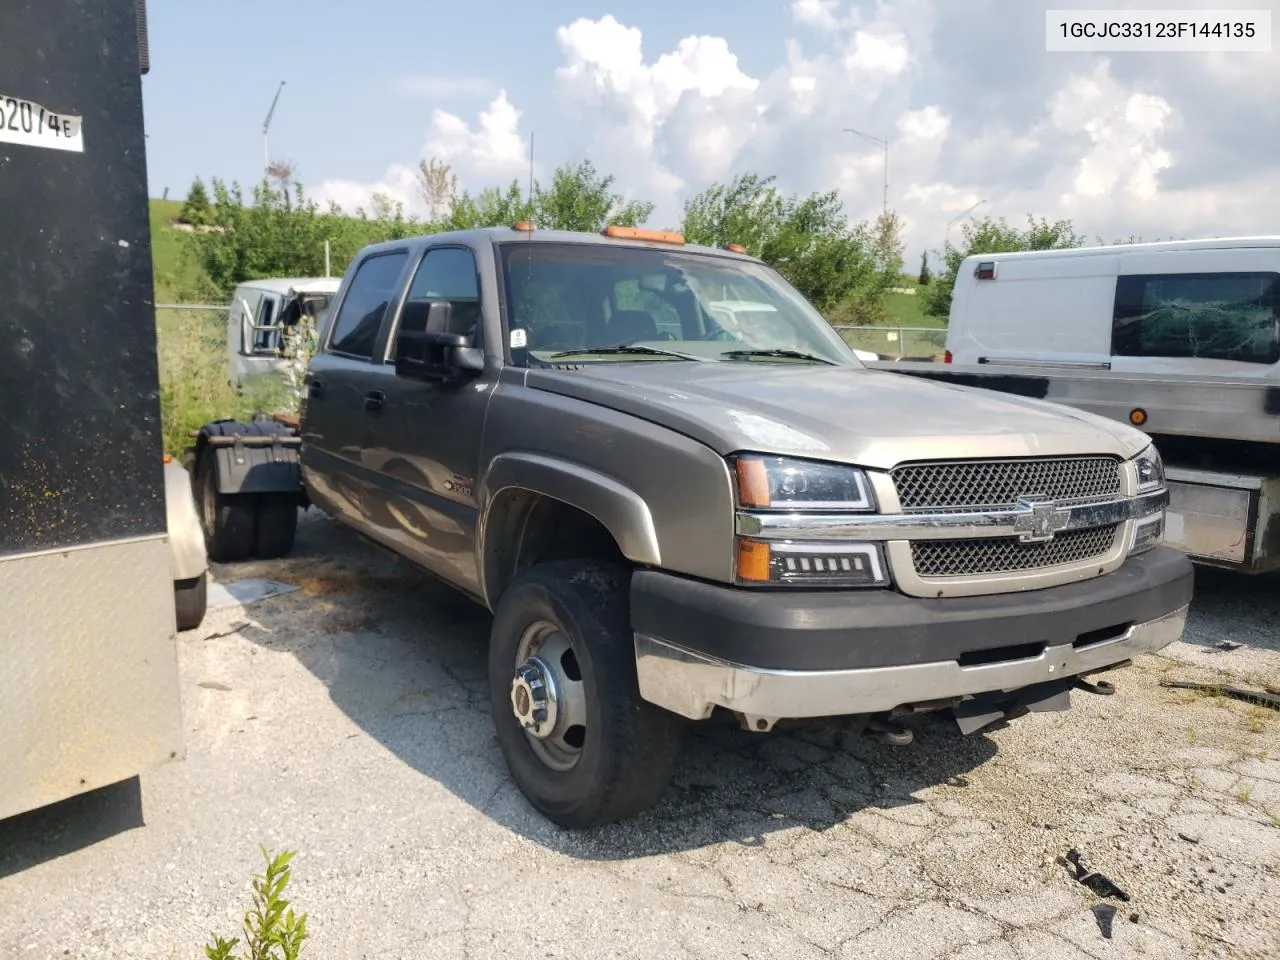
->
[1112,272,1280,364]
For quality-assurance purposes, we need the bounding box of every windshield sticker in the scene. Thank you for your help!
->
[0,94,84,153]
[510,328,529,349]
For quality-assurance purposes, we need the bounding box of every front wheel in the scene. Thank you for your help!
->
[488,560,684,829]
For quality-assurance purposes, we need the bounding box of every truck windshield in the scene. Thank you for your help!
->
[498,241,861,367]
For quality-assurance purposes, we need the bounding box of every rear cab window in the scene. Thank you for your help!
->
[326,251,409,359]
[1112,272,1280,365]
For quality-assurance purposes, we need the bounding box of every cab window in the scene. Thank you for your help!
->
[328,252,408,359]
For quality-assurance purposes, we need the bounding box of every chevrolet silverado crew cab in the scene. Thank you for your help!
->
[191,223,1195,828]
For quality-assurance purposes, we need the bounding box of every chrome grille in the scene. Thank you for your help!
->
[911,525,1120,578]
[892,457,1122,512]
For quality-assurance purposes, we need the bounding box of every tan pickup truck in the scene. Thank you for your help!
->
[191,224,1195,828]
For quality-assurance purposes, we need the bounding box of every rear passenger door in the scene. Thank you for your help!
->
[358,244,495,595]
[301,248,410,528]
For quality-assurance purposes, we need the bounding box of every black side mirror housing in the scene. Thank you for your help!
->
[394,298,484,382]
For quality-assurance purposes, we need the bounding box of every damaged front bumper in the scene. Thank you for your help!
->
[630,546,1194,733]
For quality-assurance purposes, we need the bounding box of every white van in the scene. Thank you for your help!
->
[945,237,1280,378]
[228,277,341,390]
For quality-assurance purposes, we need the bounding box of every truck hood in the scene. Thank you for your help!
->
[525,362,1150,469]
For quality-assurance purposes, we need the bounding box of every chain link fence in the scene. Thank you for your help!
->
[154,303,239,457]
[833,325,947,361]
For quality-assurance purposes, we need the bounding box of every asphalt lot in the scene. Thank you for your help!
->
[1,512,1278,959]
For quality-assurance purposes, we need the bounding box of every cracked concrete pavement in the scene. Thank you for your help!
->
[1,513,1278,959]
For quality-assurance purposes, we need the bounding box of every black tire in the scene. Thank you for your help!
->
[174,573,208,632]
[488,559,684,829]
[254,494,298,559]
[196,450,255,563]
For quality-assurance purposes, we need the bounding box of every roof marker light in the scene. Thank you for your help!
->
[603,225,685,245]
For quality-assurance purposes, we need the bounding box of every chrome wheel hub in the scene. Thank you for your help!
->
[511,657,558,739]
[511,621,588,772]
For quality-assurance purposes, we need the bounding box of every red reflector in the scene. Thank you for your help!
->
[944,350,953,364]
[975,261,996,280]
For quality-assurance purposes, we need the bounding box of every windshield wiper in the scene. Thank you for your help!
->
[548,345,705,361]
[719,348,837,365]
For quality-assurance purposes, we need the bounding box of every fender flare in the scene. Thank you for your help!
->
[479,451,662,586]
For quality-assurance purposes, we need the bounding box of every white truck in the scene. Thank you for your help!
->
[227,276,340,392]
[875,236,1280,573]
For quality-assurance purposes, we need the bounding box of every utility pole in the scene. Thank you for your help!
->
[843,127,889,215]
[262,80,286,174]
[944,199,987,252]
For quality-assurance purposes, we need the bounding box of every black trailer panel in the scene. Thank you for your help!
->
[0,0,164,557]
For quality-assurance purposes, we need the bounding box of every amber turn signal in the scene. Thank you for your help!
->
[602,225,685,245]
[1129,408,1147,426]
[736,539,771,582]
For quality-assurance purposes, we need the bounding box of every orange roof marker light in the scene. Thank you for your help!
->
[725,243,747,254]
[603,225,685,245]
[512,220,535,232]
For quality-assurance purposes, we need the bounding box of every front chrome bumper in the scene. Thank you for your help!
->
[634,604,1189,724]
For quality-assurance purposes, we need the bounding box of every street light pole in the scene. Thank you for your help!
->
[843,127,889,215]
[262,80,286,174]
[944,199,987,252]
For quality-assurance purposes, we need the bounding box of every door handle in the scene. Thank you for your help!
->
[308,378,325,400]
[363,390,386,414]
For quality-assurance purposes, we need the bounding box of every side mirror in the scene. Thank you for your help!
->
[394,331,484,382]
[394,300,484,382]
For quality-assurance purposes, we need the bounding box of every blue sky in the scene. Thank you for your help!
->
[140,1,1279,262]
[140,0,791,198]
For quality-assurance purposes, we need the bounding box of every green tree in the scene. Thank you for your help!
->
[923,214,1086,320]
[446,181,534,230]
[918,251,931,286]
[444,160,652,234]
[188,177,424,296]
[533,159,653,231]
[416,157,458,223]
[179,177,214,227]
[681,172,876,313]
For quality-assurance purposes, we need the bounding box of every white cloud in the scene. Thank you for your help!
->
[790,0,844,32]
[311,3,1277,269]
[312,90,531,218]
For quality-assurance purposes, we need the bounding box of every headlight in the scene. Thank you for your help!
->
[731,454,875,512]
[1134,444,1165,493]
[735,539,889,587]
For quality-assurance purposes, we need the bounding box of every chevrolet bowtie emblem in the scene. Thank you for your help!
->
[1012,496,1068,543]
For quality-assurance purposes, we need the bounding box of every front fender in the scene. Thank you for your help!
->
[480,451,662,567]
[164,459,208,582]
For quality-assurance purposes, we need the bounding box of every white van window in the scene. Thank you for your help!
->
[1112,272,1280,365]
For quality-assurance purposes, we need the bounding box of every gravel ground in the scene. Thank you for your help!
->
[1,513,1278,960]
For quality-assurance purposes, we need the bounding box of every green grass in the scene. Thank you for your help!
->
[149,198,216,302]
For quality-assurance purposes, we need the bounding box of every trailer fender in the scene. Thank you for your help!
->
[195,419,303,496]
[164,459,208,582]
